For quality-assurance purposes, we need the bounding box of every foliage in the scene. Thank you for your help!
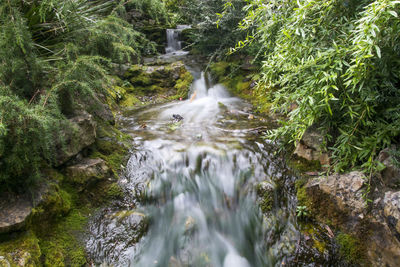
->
[232,0,400,174]
[172,0,250,58]
[126,0,169,23]
[296,205,309,218]
[0,0,156,192]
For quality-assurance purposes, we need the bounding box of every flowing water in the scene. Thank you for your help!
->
[85,30,346,267]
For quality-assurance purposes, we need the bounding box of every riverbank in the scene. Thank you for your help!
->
[209,57,400,266]
[0,55,193,266]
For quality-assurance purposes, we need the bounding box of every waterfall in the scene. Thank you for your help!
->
[165,25,191,54]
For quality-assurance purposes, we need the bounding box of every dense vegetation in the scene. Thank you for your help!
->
[1,0,399,187]
[192,0,400,175]
[0,0,166,192]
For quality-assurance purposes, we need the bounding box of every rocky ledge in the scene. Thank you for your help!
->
[304,171,400,266]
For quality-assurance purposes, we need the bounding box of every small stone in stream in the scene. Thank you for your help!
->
[140,123,147,129]
[196,134,202,140]
[172,114,184,122]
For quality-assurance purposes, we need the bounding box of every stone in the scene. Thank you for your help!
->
[294,125,330,166]
[55,111,97,166]
[383,191,400,235]
[306,171,366,219]
[304,171,400,266]
[0,184,48,234]
[65,158,112,190]
[378,147,400,188]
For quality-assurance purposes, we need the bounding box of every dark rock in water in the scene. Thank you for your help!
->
[172,114,184,122]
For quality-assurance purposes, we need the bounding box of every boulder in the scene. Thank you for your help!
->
[0,182,69,234]
[55,111,96,166]
[65,158,112,190]
[294,126,330,166]
[378,147,400,188]
[383,191,400,236]
[306,171,366,220]
[304,172,400,266]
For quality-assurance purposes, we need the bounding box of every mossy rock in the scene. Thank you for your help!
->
[0,231,41,267]
[172,71,193,100]
[256,182,275,213]
[120,94,141,107]
[288,156,321,173]
[295,177,313,209]
[336,233,365,264]
[30,184,72,225]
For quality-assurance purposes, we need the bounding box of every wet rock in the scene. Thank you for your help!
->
[65,158,112,190]
[306,171,366,220]
[294,126,330,166]
[55,111,97,166]
[172,114,184,122]
[378,147,400,188]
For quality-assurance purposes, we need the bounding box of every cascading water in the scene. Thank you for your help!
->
[165,25,191,54]
[85,57,346,266]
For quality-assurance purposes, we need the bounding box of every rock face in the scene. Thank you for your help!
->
[55,111,97,166]
[121,61,193,102]
[65,158,112,191]
[305,172,400,266]
[0,182,68,234]
[306,171,366,220]
[378,147,400,189]
[294,126,330,166]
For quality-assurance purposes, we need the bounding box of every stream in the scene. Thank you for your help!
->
[85,29,347,267]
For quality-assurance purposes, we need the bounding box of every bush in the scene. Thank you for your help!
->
[234,0,400,173]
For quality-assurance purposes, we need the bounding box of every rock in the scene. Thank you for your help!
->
[172,114,184,122]
[306,171,366,219]
[294,126,330,166]
[0,231,41,266]
[55,111,97,166]
[383,191,400,235]
[0,184,48,234]
[378,147,400,188]
[304,171,400,266]
[65,158,112,190]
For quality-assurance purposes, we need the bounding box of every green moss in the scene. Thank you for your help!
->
[0,231,41,266]
[120,94,141,107]
[209,61,232,79]
[123,65,142,78]
[288,156,321,173]
[295,177,313,209]
[172,71,193,100]
[38,209,88,267]
[256,183,274,213]
[107,182,124,199]
[336,233,364,264]
[31,185,72,223]
[130,73,153,87]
